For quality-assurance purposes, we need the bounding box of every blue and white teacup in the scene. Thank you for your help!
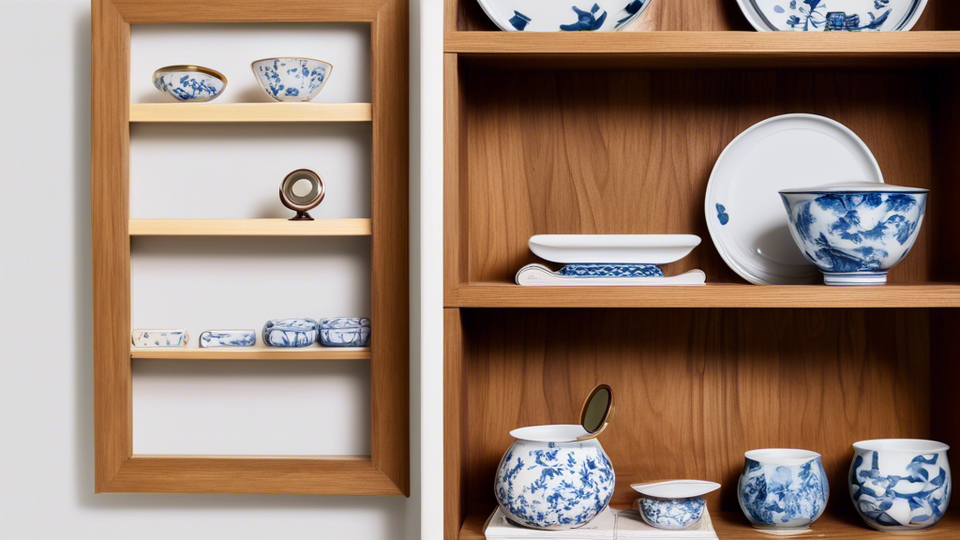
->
[631,480,720,530]
[251,57,333,102]
[738,449,829,530]
[850,439,951,532]
[152,65,226,102]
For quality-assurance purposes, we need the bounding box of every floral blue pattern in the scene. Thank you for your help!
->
[199,330,256,348]
[132,329,188,348]
[558,264,663,278]
[715,204,730,226]
[262,319,319,347]
[850,450,951,531]
[251,58,332,102]
[319,317,371,347]
[153,70,225,102]
[478,0,649,32]
[738,455,829,529]
[495,439,615,529]
[638,497,706,530]
[780,190,927,284]
[750,0,924,31]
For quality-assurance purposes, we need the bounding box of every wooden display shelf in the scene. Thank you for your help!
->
[450,282,960,309]
[457,508,960,540]
[131,345,371,360]
[129,102,373,123]
[128,218,372,237]
[445,31,960,67]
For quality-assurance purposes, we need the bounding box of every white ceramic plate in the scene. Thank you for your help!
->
[528,234,702,264]
[704,114,884,285]
[736,0,927,32]
[476,0,654,32]
[631,480,721,499]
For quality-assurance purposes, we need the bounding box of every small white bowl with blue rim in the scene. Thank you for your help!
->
[631,480,720,530]
[152,65,227,102]
[251,57,333,102]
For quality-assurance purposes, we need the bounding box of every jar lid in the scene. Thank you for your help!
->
[508,384,615,443]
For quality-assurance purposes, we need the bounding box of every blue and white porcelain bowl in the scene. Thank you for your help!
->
[494,425,615,530]
[631,480,720,530]
[738,449,829,530]
[477,0,654,32]
[780,183,928,286]
[319,317,370,347]
[152,65,226,102]
[262,318,319,347]
[251,57,333,102]
[850,439,951,532]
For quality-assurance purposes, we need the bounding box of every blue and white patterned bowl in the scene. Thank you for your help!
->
[494,425,615,530]
[850,439,951,532]
[631,480,719,530]
[251,57,333,102]
[477,0,654,32]
[738,449,829,530]
[262,318,319,347]
[319,317,370,347]
[152,65,226,102]
[780,183,928,286]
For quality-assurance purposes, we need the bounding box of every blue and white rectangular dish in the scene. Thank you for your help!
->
[263,319,319,347]
[199,330,256,348]
[319,317,371,347]
[132,329,188,348]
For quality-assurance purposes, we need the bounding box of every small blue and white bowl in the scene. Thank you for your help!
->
[319,317,370,347]
[631,480,720,530]
[152,65,226,102]
[251,57,333,102]
[262,318,319,347]
[850,439,951,532]
[738,449,829,531]
[780,182,928,286]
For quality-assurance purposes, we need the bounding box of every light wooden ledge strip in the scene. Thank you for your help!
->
[453,283,960,309]
[129,103,373,123]
[131,345,371,360]
[445,31,960,56]
[129,218,372,237]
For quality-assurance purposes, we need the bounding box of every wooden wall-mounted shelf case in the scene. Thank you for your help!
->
[443,0,960,538]
[92,0,408,496]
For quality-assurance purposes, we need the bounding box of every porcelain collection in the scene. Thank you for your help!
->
[251,57,333,102]
[849,439,951,531]
[131,329,189,348]
[198,330,256,348]
[631,480,720,530]
[319,317,371,347]
[494,425,616,530]
[152,65,226,102]
[736,0,928,32]
[780,183,928,285]
[737,449,829,530]
[476,0,654,32]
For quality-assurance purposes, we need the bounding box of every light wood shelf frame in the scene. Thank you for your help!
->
[131,345,371,360]
[92,0,408,496]
[129,218,372,236]
[130,102,373,123]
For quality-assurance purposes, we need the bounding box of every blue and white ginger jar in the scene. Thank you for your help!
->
[849,439,951,532]
[494,425,615,530]
[738,449,829,530]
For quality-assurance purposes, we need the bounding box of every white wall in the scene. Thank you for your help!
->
[0,1,424,538]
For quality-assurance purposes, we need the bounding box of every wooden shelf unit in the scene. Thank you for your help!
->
[128,218,372,236]
[131,345,371,360]
[92,0,409,496]
[130,102,373,123]
[443,1,960,538]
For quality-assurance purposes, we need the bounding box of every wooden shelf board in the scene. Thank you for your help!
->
[131,345,371,360]
[129,102,373,123]
[446,31,960,67]
[128,218,372,237]
[459,508,960,539]
[451,282,960,309]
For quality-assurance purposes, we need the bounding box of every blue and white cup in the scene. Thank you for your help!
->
[850,439,951,532]
[738,449,829,530]
[631,480,720,530]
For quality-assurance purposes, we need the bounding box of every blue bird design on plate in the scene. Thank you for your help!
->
[560,4,608,31]
[716,204,730,225]
[510,10,531,30]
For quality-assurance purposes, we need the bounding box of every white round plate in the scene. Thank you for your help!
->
[631,480,721,499]
[529,234,702,264]
[704,114,884,285]
[736,0,927,32]
[476,0,654,32]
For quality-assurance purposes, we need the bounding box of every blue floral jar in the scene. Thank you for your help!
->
[494,425,615,530]
[738,449,829,530]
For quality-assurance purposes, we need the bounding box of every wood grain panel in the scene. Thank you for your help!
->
[113,0,384,23]
[92,0,132,493]
[451,0,957,32]
[128,219,372,237]
[444,53,467,303]
[444,309,468,539]
[463,68,940,285]
[131,345,371,361]
[459,309,931,513]
[129,103,373,123]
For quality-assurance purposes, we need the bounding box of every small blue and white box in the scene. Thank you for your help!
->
[319,317,371,347]
[199,330,256,348]
[263,319,319,347]
[132,329,188,348]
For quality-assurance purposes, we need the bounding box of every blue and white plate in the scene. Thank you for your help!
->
[737,0,927,32]
[477,0,654,32]
[705,114,884,285]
